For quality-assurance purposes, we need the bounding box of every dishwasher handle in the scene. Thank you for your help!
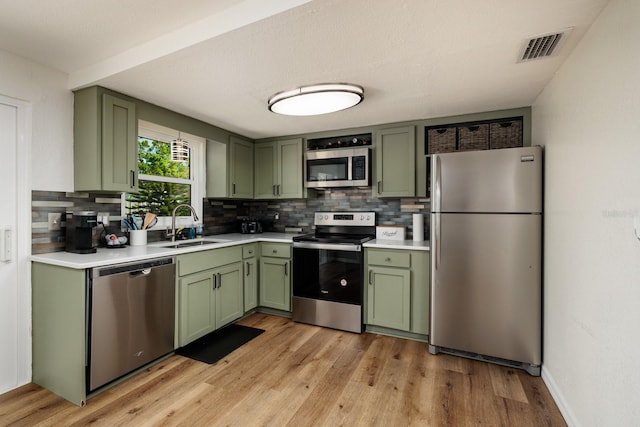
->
[129,268,152,277]
[92,257,175,278]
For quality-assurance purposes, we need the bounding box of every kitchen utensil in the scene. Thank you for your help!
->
[143,212,157,229]
[125,215,138,230]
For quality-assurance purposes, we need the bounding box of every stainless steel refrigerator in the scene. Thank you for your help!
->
[429,146,542,376]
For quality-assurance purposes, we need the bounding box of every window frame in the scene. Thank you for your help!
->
[122,120,206,230]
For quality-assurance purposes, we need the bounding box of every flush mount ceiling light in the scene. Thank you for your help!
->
[170,133,189,162]
[268,83,364,116]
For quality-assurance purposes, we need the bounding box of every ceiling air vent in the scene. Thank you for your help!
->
[519,28,572,62]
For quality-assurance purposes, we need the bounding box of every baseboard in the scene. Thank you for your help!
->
[541,365,578,427]
[255,307,292,318]
[364,325,429,342]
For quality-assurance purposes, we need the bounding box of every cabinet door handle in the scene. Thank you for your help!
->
[232,183,236,195]
[130,170,136,188]
[368,269,374,285]
[246,262,250,276]
[377,180,382,194]
[385,257,391,262]
[277,184,280,196]
[217,273,222,288]
[212,273,217,290]
[284,262,288,276]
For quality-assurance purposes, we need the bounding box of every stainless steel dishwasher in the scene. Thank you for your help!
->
[88,257,176,392]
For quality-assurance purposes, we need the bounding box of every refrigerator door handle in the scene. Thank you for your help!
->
[433,213,440,270]
[433,155,442,213]
[433,155,442,271]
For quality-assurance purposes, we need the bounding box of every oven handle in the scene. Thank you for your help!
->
[293,242,362,252]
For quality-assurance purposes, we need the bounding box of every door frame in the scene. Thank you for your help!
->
[0,94,32,390]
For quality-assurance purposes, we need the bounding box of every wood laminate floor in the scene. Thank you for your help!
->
[0,313,566,426]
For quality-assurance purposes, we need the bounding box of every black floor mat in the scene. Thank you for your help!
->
[176,324,265,364]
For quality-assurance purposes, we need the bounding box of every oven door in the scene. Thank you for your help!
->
[292,242,363,305]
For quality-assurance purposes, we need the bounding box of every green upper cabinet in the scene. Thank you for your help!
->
[375,126,415,198]
[73,86,138,192]
[229,136,254,198]
[254,142,276,198]
[254,138,303,199]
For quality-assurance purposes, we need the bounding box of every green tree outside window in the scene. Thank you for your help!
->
[125,138,194,217]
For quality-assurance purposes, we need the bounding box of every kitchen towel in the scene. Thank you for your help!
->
[413,213,424,242]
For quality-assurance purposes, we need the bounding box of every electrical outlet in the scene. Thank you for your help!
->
[48,213,62,231]
[97,212,110,226]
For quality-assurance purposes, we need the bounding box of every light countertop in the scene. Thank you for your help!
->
[32,233,430,269]
[363,239,430,251]
[31,232,300,269]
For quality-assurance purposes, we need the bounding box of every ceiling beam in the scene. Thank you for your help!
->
[67,0,312,90]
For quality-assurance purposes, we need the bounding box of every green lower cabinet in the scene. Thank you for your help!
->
[259,257,291,311]
[244,257,258,311]
[367,266,411,330]
[179,261,244,347]
[242,244,258,312]
[180,271,216,346]
[365,248,430,336]
[215,262,244,326]
[32,263,88,406]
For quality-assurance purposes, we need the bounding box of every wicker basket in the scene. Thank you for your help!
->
[458,124,489,151]
[427,127,456,154]
[490,120,523,149]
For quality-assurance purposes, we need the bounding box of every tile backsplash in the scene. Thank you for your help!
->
[33,189,430,254]
[209,187,430,238]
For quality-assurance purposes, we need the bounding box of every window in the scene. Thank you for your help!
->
[123,120,205,229]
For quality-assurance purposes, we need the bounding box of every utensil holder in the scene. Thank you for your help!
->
[129,230,147,246]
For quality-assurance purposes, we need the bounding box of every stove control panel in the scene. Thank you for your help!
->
[314,212,375,226]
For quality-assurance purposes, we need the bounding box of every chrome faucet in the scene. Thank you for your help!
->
[167,204,199,242]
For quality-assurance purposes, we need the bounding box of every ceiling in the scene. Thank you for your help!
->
[0,0,609,139]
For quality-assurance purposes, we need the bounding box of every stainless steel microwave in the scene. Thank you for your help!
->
[305,147,370,188]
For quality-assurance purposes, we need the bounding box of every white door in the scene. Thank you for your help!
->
[0,96,31,394]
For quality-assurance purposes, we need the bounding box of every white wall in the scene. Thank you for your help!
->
[0,49,73,191]
[532,0,640,425]
[0,49,73,394]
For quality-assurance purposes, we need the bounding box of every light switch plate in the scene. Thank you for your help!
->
[0,226,12,262]
[48,213,62,231]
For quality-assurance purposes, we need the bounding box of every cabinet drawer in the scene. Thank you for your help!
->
[367,249,411,268]
[178,246,242,276]
[242,244,257,259]
[260,242,291,258]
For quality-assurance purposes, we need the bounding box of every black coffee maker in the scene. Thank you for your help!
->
[65,211,98,254]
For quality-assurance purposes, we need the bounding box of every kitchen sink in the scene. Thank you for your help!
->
[160,239,228,249]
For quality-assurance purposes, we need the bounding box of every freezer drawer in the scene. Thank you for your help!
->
[430,213,541,366]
